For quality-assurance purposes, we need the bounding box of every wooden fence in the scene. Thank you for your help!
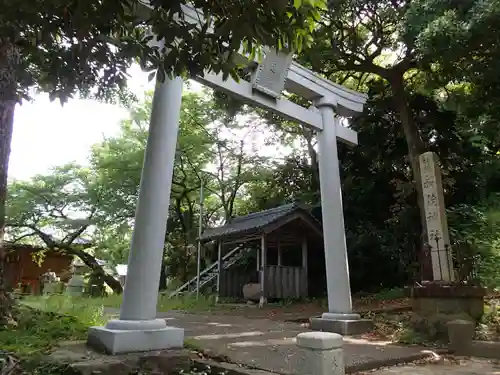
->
[219,269,256,298]
[263,265,307,299]
[219,266,308,299]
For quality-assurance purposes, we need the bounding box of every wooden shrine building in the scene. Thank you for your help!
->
[4,244,73,294]
[199,203,327,301]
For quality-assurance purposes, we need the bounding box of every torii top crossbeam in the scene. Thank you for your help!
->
[137,2,367,145]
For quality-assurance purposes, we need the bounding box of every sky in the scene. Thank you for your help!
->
[10,66,180,181]
[9,65,292,182]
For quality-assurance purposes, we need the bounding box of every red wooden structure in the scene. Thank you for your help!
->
[4,244,73,294]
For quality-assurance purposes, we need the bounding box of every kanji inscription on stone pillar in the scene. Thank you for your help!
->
[419,151,455,281]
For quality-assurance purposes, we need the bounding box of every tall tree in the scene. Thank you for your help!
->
[5,164,123,293]
[91,90,278,281]
[91,89,222,283]
[404,0,500,150]
[91,90,215,241]
[203,108,273,222]
[298,0,435,255]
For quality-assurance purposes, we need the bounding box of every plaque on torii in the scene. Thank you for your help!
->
[251,49,294,99]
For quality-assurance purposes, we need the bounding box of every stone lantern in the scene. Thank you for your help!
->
[66,261,86,296]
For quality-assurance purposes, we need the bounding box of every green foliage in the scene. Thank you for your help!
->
[6,0,500,297]
[447,196,500,288]
[4,165,125,293]
[245,79,500,291]
[0,294,215,374]
[410,313,474,344]
[89,88,274,282]
[372,288,406,301]
[6,163,100,248]
[405,0,500,153]
[477,299,500,340]
[0,304,100,356]
[2,0,326,104]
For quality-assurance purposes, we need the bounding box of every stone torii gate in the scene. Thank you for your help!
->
[87,4,368,354]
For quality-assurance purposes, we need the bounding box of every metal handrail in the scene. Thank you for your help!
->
[168,244,244,298]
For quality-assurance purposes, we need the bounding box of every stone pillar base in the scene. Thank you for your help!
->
[87,319,184,354]
[310,313,373,336]
[407,283,486,320]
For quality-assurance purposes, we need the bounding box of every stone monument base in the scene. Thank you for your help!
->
[406,282,486,320]
[87,318,184,354]
[310,312,373,336]
[406,282,486,341]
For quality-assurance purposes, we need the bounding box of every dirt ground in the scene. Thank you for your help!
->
[363,356,500,375]
[202,298,411,323]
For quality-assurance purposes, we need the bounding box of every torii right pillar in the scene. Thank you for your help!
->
[310,97,373,335]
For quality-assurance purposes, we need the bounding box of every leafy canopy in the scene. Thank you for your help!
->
[2,0,326,103]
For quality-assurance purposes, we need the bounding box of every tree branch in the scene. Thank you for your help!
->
[7,223,57,248]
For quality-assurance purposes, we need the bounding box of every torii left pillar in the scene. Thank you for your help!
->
[87,75,185,354]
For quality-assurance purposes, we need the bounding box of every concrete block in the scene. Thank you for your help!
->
[87,323,184,354]
[296,332,344,375]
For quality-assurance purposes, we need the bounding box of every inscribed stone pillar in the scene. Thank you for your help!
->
[419,151,455,282]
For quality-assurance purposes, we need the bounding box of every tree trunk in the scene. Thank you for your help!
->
[0,42,20,326]
[159,258,167,291]
[0,101,15,325]
[389,74,433,281]
[303,127,320,190]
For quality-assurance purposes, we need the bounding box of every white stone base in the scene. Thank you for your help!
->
[310,315,373,336]
[87,319,184,354]
[322,312,360,321]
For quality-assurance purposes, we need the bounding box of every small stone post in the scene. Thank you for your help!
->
[447,319,475,355]
[296,332,344,375]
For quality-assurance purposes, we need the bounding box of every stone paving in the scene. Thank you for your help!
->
[158,311,433,373]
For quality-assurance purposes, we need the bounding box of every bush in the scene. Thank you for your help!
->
[373,287,406,301]
[409,312,474,343]
[448,196,500,288]
[23,294,106,327]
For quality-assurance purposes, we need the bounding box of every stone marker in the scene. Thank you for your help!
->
[419,151,455,281]
[66,274,85,296]
[296,332,344,375]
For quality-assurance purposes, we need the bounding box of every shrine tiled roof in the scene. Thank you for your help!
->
[199,202,319,241]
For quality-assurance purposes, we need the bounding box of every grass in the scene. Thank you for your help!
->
[1,294,109,357]
[0,293,220,375]
[1,292,216,359]
[0,305,98,357]
[372,287,406,301]
[23,292,217,313]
